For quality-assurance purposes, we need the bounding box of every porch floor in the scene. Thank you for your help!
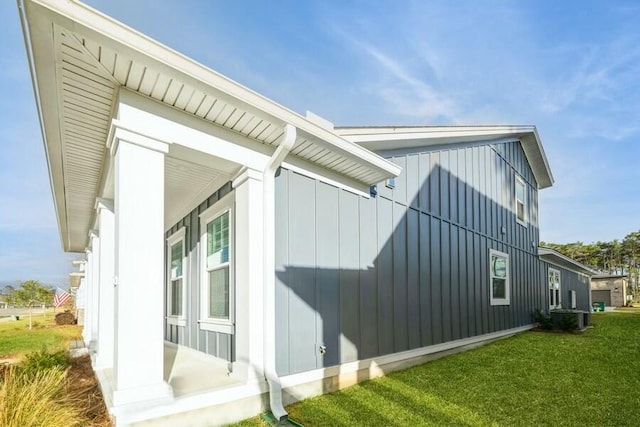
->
[164,342,242,396]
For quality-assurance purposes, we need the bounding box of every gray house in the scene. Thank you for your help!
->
[20,1,591,425]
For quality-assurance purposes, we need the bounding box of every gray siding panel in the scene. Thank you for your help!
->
[407,209,421,349]
[377,197,394,356]
[393,202,409,352]
[275,139,546,376]
[339,191,360,363]
[359,196,378,359]
[316,183,340,367]
[419,213,432,346]
[275,168,290,375]
[288,174,318,373]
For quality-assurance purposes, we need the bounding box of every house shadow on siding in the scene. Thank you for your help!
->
[274,142,548,398]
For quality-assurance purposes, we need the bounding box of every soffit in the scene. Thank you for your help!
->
[20,0,400,251]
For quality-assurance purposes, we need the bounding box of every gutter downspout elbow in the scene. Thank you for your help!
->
[263,123,296,421]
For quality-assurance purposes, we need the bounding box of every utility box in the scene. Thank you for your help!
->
[592,301,605,312]
[550,309,589,331]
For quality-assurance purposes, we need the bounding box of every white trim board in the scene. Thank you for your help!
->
[280,324,533,392]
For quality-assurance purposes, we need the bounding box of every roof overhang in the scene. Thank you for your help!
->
[337,125,554,189]
[538,247,597,276]
[18,0,401,252]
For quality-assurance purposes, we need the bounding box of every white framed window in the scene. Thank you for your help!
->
[166,228,187,326]
[515,176,526,225]
[549,267,561,309]
[199,193,234,334]
[489,249,510,306]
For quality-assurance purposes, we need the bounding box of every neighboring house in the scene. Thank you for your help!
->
[591,275,628,307]
[19,1,591,425]
[538,247,594,311]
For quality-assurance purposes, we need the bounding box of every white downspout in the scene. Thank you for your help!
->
[263,123,296,421]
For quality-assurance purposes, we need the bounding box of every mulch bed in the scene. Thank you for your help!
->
[68,355,112,426]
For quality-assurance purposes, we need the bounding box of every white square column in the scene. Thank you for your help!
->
[95,199,115,370]
[82,247,94,347]
[232,168,265,382]
[89,230,100,352]
[112,134,172,406]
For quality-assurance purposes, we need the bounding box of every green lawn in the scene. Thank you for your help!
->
[235,310,640,426]
[0,314,82,359]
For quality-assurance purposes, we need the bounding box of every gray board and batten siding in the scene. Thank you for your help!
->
[165,182,234,362]
[540,261,591,311]
[274,140,549,377]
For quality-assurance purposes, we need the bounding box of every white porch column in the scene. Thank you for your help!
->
[232,168,265,382]
[95,199,115,370]
[82,247,93,347]
[112,134,172,406]
[89,230,100,352]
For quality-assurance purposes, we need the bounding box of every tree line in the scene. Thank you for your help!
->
[541,230,640,293]
[1,280,54,308]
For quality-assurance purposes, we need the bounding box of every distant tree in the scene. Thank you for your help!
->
[543,229,640,302]
[8,280,54,330]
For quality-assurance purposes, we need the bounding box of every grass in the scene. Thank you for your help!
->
[0,314,82,359]
[0,366,86,427]
[234,310,640,426]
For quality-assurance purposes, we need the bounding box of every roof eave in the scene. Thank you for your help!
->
[337,125,554,190]
[538,247,597,276]
[27,0,400,183]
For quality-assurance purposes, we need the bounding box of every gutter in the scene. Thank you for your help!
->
[263,123,296,421]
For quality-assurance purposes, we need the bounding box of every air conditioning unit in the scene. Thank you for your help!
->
[550,309,590,331]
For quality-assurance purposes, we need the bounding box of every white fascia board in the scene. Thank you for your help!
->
[26,0,400,182]
[19,0,69,250]
[338,125,554,189]
[538,247,597,276]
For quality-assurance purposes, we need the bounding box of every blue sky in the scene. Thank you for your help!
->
[1,0,639,285]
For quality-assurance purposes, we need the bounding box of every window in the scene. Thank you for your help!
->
[166,228,186,325]
[515,176,526,225]
[490,249,510,305]
[199,194,234,333]
[549,268,561,309]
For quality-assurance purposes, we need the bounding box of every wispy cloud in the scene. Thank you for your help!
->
[356,42,457,121]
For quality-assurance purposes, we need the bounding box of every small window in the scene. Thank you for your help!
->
[549,268,561,309]
[490,249,510,305]
[199,193,234,334]
[515,176,526,225]
[166,229,186,323]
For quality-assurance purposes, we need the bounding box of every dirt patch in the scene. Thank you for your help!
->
[68,355,112,426]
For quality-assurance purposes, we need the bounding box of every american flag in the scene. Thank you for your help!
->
[53,287,72,307]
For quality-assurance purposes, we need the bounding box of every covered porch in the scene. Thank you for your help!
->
[19,0,399,424]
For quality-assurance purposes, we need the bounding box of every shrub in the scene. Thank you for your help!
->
[0,366,84,427]
[19,348,70,378]
[54,312,76,325]
[558,311,579,331]
[534,309,553,330]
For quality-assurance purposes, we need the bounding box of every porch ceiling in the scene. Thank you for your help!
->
[19,0,400,252]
